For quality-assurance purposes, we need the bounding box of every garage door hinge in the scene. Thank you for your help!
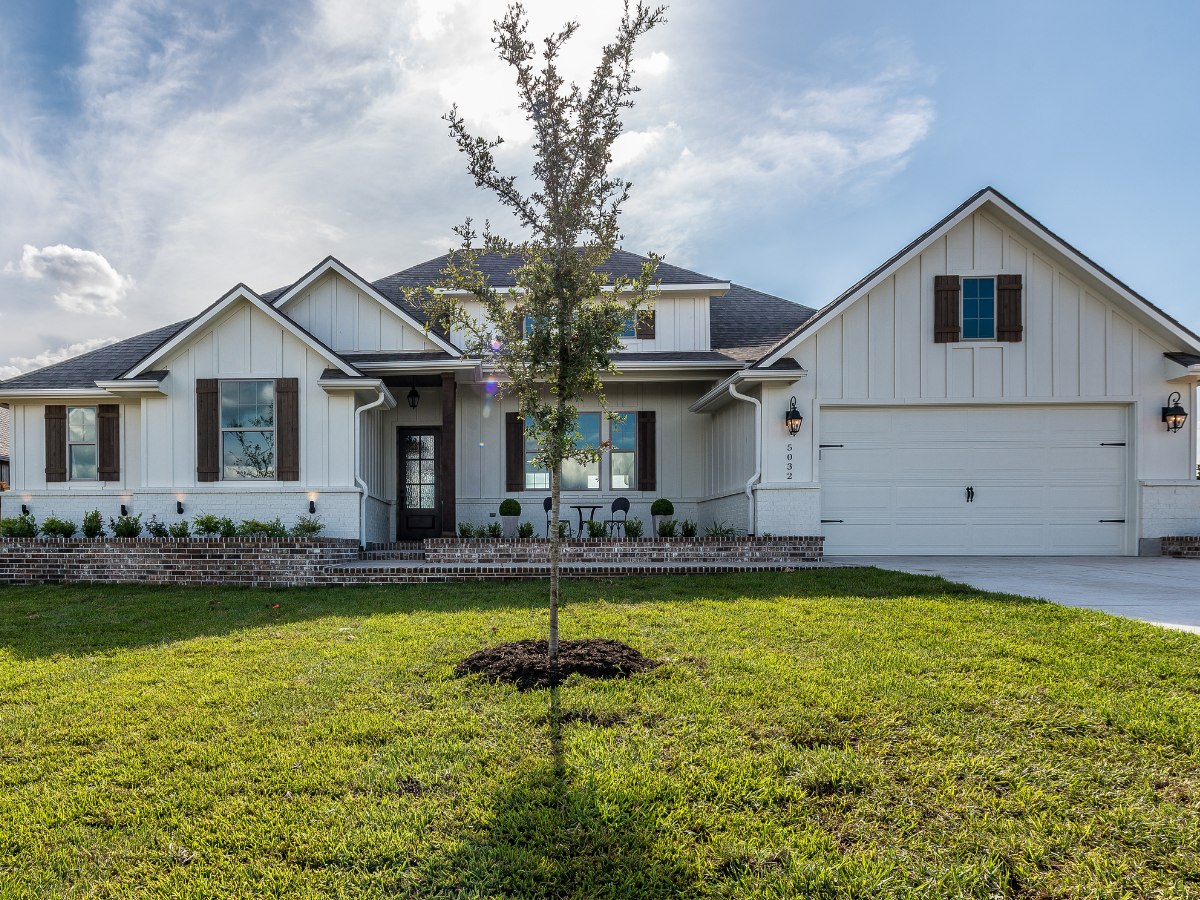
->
[1099,442,1126,446]
[1099,519,1126,523]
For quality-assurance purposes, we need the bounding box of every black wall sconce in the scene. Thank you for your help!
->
[309,500,317,514]
[21,504,29,516]
[177,500,185,515]
[407,386,420,410]
[785,396,804,436]
[1163,392,1189,433]
[120,504,129,517]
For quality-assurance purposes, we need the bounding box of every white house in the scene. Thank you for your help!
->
[2,187,1198,554]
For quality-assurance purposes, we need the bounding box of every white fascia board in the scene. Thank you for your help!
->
[318,378,397,408]
[274,257,462,357]
[1165,363,1200,386]
[94,379,166,396]
[689,368,808,414]
[351,358,477,372]
[126,285,359,379]
[613,359,743,371]
[0,388,114,401]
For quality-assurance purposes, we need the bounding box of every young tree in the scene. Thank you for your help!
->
[415,2,666,673]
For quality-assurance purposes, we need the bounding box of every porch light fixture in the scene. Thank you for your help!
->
[785,396,804,436]
[176,500,185,515]
[407,386,420,410]
[21,505,29,516]
[1163,392,1189,433]
[309,500,317,514]
[120,504,129,517]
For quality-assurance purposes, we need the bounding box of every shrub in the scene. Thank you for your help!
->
[624,518,644,539]
[650,498,674,517]
[238,518,288,538]
[586,519,608,538]
[517,521,535,539]
[168,520,191,539]
[290,516,325,538]
[457,522,477,538]
[485,521,503,538]
[704,521,738,538]
[499,498,522,516]
[82,510,105,539]
[145,516,170,539]
[193,514,236,538]
[681,519,697,538]
[0,513,38,538]
[558,521,573,540]
[39,516,78,539]
[656,518,678,538]
[109,514,143,539]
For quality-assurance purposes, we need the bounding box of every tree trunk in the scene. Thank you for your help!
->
[549,461,562,676]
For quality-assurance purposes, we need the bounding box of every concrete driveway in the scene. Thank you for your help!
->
[826,556,1200,633]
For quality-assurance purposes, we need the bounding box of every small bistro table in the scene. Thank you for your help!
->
[569,504,604,537]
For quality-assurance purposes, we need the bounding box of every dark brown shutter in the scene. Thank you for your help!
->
[505,412,524,492]
[97,404,120,481]
[933,275,961,343]
[276,378,300,481]
[44,405,66,483]
[636,411,656,491]
[636,309,656,340]
[510,311,524,339]
[997,274,1023,342]
[196,379,219,482]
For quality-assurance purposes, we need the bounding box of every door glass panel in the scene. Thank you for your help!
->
[403,432,437,511]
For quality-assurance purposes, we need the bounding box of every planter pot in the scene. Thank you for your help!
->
[500,515,520,539]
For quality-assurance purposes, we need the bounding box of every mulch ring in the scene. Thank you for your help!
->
[455,638,659,690]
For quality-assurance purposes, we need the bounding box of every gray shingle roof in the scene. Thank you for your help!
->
[710,283,817,362]
[0,321,192,390]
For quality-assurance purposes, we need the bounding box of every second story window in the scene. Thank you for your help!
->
[962,277,996,340]
[221,380,275,479]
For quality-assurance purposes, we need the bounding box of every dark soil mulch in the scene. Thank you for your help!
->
[455,638,659,690]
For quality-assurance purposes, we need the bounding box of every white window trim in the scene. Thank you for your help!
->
[960,275,997,342]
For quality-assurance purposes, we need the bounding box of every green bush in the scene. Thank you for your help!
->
[193,514,236,538]
[0,513,38,538]
[39,516,78,539]
[168,520,191,539]
[82,510,105,539]
[109,514,143,539]
[457,522,477,538]
[499,498,522,516]
[485,521,503,538]
[704,521,738,538]
[656,518,678,538]
[290,516,325,538]
[624,518,644,539]
[586,519,608,538]
[237,518,288,538]
[517,521,535,539]
[650,498,674,516]
[557,521,573,540]
[681,519,697,538]
[145,516,170,539]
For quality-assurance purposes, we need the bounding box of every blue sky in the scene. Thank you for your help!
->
[1,0,1197,375]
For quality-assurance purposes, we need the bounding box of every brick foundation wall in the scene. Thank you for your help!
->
[1161,536,1200,558]
[423,536,824,563]
[0,538,359,587]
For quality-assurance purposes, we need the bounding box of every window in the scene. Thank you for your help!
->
[962,277,996,340]
[610,413,636,489]
[67,406,98,480]
[620,313,637,339]
[220,380,276,479]
[524,412,602,490]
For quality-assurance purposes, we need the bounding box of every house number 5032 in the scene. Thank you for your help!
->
[785,443,794,480]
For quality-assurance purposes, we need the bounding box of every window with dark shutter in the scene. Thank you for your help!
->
[98,404,121,481]
[636,411,656,491]
[275,378,300,481]
[934,275,961,343]
[44,405,66,483]
[196,379,219,482]
[505,412,524,492]
[997,274,1023,342]
[636,309,656,340]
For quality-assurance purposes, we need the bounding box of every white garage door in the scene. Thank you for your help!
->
[820,405,1129,555]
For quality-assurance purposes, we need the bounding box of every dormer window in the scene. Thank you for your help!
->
[961,277,996,340]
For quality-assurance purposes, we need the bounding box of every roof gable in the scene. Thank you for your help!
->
[757,187,1200,367]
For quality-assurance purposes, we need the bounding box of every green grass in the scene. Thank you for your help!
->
[1,570,1199,898]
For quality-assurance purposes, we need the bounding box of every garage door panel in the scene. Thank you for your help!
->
[820,405,1128,555]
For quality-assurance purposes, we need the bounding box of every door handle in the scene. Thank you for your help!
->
[966,486,975,503]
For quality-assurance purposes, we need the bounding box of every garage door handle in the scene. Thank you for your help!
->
[966,486,975,503]
[1099,519,1125,523]
[821,519,844,524]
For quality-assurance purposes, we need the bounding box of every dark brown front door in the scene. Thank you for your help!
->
[398,428,442,539]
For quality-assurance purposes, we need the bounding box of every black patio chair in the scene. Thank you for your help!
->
[606,497,630,537]
[544,496,554,537]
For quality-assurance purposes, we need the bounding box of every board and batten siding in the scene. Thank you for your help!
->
[140,300,357,489]
[284,273,437,353]
[9,401,139,492]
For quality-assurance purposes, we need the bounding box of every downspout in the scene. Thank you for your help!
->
[354,389,389,550]
[727,378,762,536]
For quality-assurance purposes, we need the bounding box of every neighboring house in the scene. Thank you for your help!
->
[1,187,1198,554]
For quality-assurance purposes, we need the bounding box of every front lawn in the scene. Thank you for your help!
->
[1,571,1198,898]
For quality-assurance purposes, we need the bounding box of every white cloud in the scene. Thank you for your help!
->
[636,51,670,76]
[1,336,121,379]
[6,244,132,316]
